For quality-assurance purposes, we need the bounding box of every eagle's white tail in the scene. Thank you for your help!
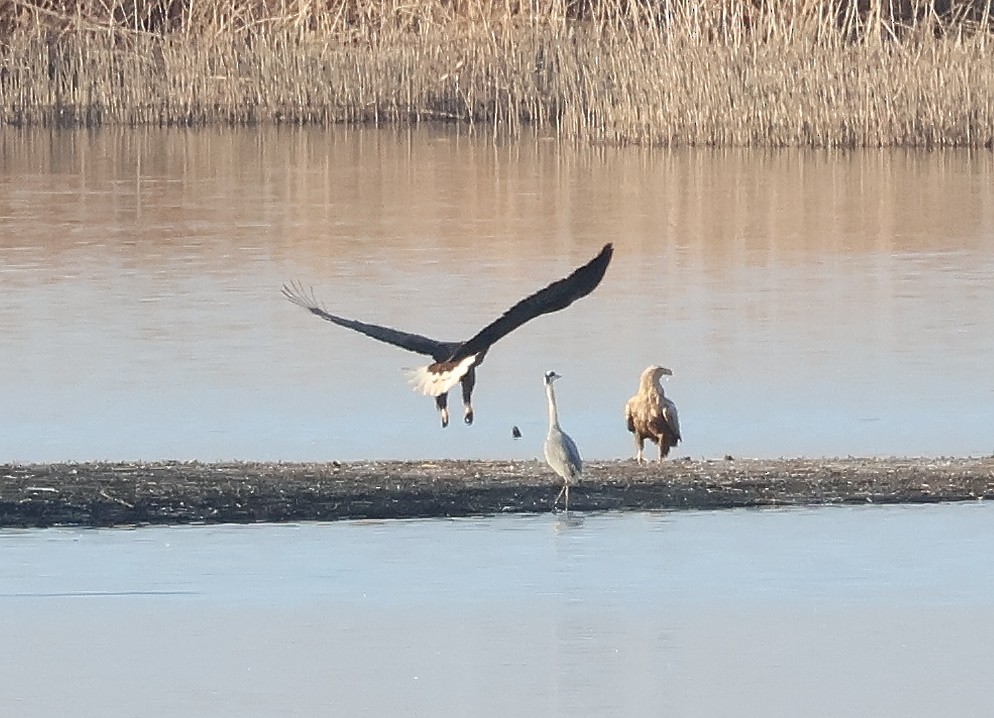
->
[405,355,477,397]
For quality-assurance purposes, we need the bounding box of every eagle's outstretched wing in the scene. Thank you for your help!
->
[281,281,456,361]
[406,244,614,397]
[447,243,614,363]
[284,243,614,400]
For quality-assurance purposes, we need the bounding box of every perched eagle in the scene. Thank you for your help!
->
[282,243,614,427]
[624,365,681,463]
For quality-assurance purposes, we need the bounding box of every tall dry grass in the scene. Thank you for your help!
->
[1,0,993,146]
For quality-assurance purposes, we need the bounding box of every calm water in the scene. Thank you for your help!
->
[1,127,994,461]
[1,503,993,717]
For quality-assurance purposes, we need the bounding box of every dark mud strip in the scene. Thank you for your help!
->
[2,457,994,528]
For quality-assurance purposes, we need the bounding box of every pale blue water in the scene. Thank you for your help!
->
[1,128,994,461]
[2,503,993,716]
[2,128,992,717]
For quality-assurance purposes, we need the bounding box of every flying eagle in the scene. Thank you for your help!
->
[624,365,681,463]
[282,243,613,427]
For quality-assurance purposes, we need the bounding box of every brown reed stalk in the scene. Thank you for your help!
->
[0,0,992,146]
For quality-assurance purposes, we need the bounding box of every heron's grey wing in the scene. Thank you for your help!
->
[545,428,583,478]
[561,431,583,472]
[281,281,454,360]
[662,398,682,441]
[446,243,614,362]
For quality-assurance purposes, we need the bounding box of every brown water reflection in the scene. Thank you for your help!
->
[1,127,993,461]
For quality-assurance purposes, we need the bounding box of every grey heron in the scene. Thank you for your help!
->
[543,370,582,512]
[282,243,613,428]
[624,365,681,463]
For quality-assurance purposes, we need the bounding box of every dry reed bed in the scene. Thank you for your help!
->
[1,0,993,145]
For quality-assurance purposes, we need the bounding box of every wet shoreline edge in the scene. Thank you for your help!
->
[2,457,993,528]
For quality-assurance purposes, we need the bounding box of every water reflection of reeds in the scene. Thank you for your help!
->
[1,0,993,146]
[1,128,993,461]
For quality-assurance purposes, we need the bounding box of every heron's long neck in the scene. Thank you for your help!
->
[545,383,561,431]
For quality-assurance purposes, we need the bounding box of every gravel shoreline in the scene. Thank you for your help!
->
[2,457,993,528]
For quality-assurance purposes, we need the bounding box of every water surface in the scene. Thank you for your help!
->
[1,503,992,717]
[1,128,993,461]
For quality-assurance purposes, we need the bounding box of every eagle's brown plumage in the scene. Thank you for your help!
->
[624,365,681,463]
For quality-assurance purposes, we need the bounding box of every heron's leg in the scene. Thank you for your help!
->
[435,394,449,428]
[635,437,644,464]
[553,484,566,511]
[658,440,667,462]
[564,483,570,513]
